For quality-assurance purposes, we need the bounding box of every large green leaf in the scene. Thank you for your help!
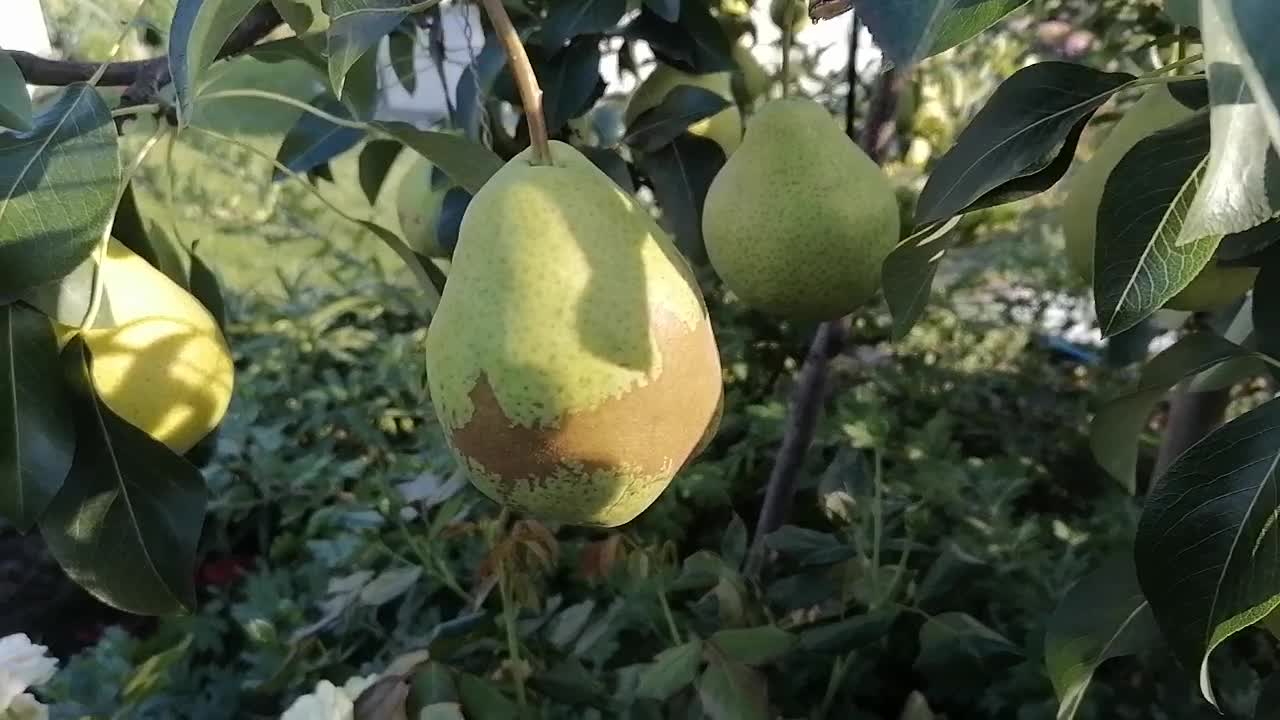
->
[0,83,120,295]
[914,62,1133,226]
[880,217,962,339]
[1044,553,1162,720]
[170,0,262,123]
[0,304,75,531]
[1177,1,1280,245]
[1254,261,1280,374]
[1163,0,1200,26]
[358,139,404,203]
[851,0,1031,69]
[388,29,417,94]
[925,0,1032,58]
[272,94,366,182]
[696,645,768,720]
[539,0,627,49]
[494,36,604,132]
[624,4,734,75]
[0,52,33,132]
[1135,395,1280,707]
[324,0,417,100]
[623,85,731,152]
[271,0,330,36]
[636,134,725,263]
[636,640,703,700]
[376,122,503,194]
[1203,0,1280,157]
[1090,333,1251,493]
[709,626,797,666]
[39,338,207,616]
[1094,112,1221,337]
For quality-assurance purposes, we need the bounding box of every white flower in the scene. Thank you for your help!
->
[280,674,379,720]
[0,635,56,713]
[1,694,48,720]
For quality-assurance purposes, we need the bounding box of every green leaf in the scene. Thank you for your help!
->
[696,645,768,720]
[1044,553,1162,720]
[881,217,963,339]
[1094,112,1221,336]
[21,254,119,330]
[0,304,75,531]
[540,0,627,49]
[273,94,366,182]
[358,566,422,605]
[531,657,611,708]
[122,635,193,705]
[1163,0,1200,26]
[376,122,503,194]
[1135,395,1280,707]
[914,62,1133,226]
[389,29,418,94]
[635,133,725,263]
[636,641,703,700]
[456,672,518,720]
[1090,333,1251,493]
[624,4,734,74]
[0,52,33,132]
[188,246,226,330]
[641,0,680,22]
[623,85,732,152]
[359,139,405,203]
[797,610,899,654]
[578,146,635,193]
[408,661,460,714]
[546,599,597,648]
[271,0,330,36]
[170,0,262,123]
[709,625,797,666]
[1256,670,1280,719]
[324,0,415,100]
[0,83,120,294]
[1202,0,1280,158]
[495,37,603,132]
[720,513,747,569]
[763,525,858,567]
[914,611,1022,698]
[924,0,1032,58]
[39,337,207,616]
[418,704,465,720]
[1178,1,1280,245]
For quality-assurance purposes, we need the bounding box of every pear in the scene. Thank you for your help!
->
[55,238,235,454]
[1061,84,1258,310]
[424,140,724,528]
[625,64,743,156]
[770,0,810,34]
[702,97,901,321]
[397,157,461,257]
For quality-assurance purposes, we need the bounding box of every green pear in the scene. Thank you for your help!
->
[625,64,743,156]
[424,140,724,528]
[396,157,459,257]
[1061,84,1258,310]
[702,97,901,321]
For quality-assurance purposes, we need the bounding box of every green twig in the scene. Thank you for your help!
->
[497,559,528,708]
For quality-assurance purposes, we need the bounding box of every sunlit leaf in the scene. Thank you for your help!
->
[376,122,503,194]
[170,0,262,123]
[709,625,797,666]
[324,0,417,99]
[623,85,731,152]
[881,217,962,339]
[0,51,33,132]
[1201,0,1280,157]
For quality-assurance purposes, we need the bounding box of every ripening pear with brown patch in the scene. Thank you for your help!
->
[423,141,724,527]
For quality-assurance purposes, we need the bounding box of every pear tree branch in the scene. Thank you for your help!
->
[750,63,904,569]
[477,0,550,164]
[7,3,282,107]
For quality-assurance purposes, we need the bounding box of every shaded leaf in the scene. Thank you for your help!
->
[641,0,680,22]
[849,0,953,69]
[697,646,768,720]
[1135,395,1280,706]
[1218,217,1280,264]
[540,0,627,49]
[763,525,858,567]
[323,0,414,100]
[358,139,405,203]
[623,85,731,152]
[924,0,1032,58]
[1163,0,1200,26]
[358,566,423,605]
[454,40,507,143]
[636,640,703,700]
[377,122,503,194]
[495,37,603,132]
[21,253,120,330]
[547,599,596,648]
[170,0,262,122]
[435,187,470,257]
[881,217,963,339]
[530,657,611,709]
[709,625,797,666]
[635,133,725,262]
[0,51,33,131]
[456,672,518,720]
[720,513,747,569]
[1045,552,1162,720]
[1257,670,1280,719]
[1203,0,1280,157]
[273,94,365,182]
[1178,3,1280,245]
[1094,112,1220,337]
[577,146,635,193]
[1255,261,1280,376]
[797,610,898,654]
[0,304,75,531]
[624,4,734,74]
[122,635,193,705]
[39,338,207,616]
[272,0,329,36]
[0,84,120,294]
[1090,333,1251,493]
[389,29,418,94]
[188,246,226,330]
[915,62,1132,226]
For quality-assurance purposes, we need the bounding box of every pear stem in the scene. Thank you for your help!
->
[479,0,552,165]
[780,3,796,98]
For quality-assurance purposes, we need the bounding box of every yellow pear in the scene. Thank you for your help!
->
[1061,85,1258,310]
[56,238,235,454]
[424,140,724,528]
[625,64,743,156]
[396,156,459,257]
[702,97,901,321]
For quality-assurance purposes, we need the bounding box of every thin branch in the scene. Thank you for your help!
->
[477,0,550,164]
[9,3,282,103]
[749,66,903,571]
